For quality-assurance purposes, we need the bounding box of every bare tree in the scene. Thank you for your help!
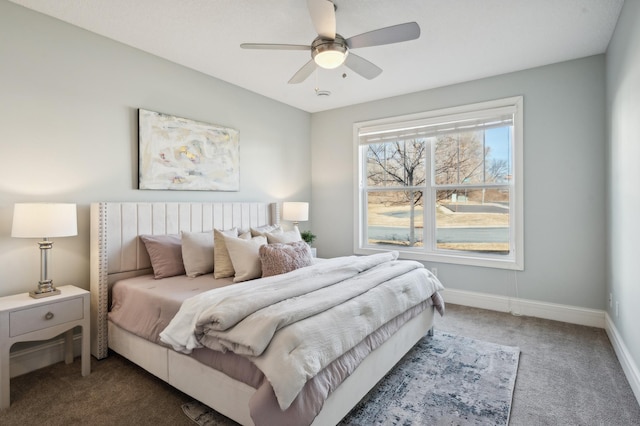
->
[367,140,426,245]
[487,158,509,183]
[367,140,426,187]
[433,131,487,202]
[366,131,496,246]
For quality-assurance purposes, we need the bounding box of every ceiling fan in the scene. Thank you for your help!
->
[240,0,420,84]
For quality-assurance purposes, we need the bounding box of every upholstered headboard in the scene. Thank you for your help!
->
[89,202,279,359]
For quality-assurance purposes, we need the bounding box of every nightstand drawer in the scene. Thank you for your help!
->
[9,297,84,337]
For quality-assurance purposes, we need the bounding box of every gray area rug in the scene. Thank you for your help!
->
[182,331,520,425]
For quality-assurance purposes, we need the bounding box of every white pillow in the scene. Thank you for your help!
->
[224,235,267,282]
[213,228,239,278]
[250,224,281,237]
[265,226,302,244]
[181,230,214,277]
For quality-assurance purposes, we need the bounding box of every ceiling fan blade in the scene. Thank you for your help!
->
[307,0,336,39]
[346,22,420,49]
[344,53,383,80]
[288,59,317,84]
[241,43,310,51]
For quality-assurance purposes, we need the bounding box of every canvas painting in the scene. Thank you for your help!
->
[138,109,240,191]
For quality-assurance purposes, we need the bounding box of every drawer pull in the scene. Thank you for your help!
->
[45,312,54,320]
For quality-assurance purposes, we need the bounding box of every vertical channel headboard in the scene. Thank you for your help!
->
[89,202,279,359]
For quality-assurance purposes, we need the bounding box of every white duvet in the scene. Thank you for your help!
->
[160,252,444,410]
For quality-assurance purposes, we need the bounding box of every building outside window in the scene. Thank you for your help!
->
[354,96,523,270]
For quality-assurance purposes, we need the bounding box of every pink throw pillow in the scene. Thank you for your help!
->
[259,241,313,278]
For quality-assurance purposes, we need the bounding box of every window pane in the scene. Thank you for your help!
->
[434,127,512,186]
[436,188,510,254]
[366,140,426,187]
[434,131,485,185]
[484,127,512,183]
[367,190,424,247]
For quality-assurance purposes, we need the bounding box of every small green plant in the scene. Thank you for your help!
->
[300,230,316,245]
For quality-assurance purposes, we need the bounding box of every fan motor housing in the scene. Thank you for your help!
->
[312,34,348,68]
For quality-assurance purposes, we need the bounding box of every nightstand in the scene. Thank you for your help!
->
[0,285,90,409]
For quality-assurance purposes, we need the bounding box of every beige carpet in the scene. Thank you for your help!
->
[1,304,638,425]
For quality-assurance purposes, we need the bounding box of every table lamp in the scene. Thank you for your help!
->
[282,202,309,227]
[12,203,78,298]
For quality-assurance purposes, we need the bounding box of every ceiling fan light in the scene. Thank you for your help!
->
[314,50,346,69]
[312,34,348,70]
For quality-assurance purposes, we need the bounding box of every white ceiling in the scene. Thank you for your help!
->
[9,0,623,113]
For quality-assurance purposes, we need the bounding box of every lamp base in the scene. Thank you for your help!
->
[29,288,61,299]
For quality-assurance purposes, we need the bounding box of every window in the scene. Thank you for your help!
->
[354,97,523,270]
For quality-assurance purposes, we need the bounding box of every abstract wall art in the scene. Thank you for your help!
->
[138,109,240,191]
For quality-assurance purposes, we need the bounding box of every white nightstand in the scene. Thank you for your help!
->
[0,285,90,409]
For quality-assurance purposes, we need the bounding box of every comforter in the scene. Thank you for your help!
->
[160,252,444,411]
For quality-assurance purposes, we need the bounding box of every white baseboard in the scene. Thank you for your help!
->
[442,288,640,406]
[441,288,606,328]
[605,313,640,406]
[9,334,83,378]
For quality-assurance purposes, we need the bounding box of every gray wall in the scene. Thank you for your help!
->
[0,1,311,296]
[311,55,607,310]
[606,0,640,382]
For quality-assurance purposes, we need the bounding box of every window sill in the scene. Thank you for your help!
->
[354,246,523,271]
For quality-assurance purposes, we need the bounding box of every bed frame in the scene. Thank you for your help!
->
[90,201,435,426]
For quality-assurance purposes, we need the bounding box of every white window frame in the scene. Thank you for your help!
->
[353,96,524,270]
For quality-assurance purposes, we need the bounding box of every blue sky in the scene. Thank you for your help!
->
[485,127,511,163]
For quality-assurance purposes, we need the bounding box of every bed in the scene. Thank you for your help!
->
[89,201,444,426]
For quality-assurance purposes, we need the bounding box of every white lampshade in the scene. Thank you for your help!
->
[314,50,347,69]
[12,203,78,238]
[282,202,309,223]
